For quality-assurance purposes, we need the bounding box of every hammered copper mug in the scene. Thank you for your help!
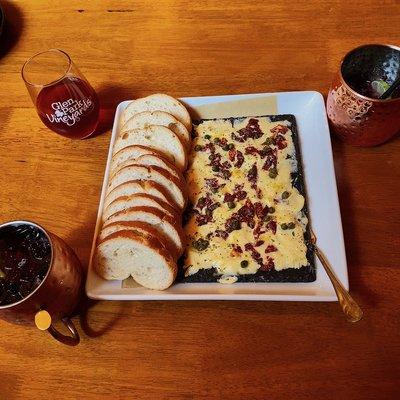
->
[0,221,82,345]
[327,44,400,146]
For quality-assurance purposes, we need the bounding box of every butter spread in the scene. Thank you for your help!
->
[184,116,309,278]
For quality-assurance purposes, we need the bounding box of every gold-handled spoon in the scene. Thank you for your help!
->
[310,230,363,322]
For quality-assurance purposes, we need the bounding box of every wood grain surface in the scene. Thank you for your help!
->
[1,1,399,399]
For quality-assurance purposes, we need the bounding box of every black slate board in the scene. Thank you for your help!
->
[179,114,316,283]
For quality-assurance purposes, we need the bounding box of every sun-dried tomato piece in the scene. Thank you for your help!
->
[262,148,278,171]
[196,214,212,226]
[275,134,287,150]
[266,220,277,234]
[221,161,232,170]
[225,217,241,232]
[253,202,264,219]
[224,193,235,203]
[203,142,216,152]
[215,229,228,240]
[259,257,275,271]
[270,124,288,135]
[245,146,258,155]
[232,244,243,254]
[247,163,258,184]
[244,243,253,251]
[265,245,277,253]
[234,150,244,168]
[204,178,220,190]
[228,149,236,161]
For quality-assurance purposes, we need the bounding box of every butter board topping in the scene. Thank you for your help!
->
[182,115,315,283]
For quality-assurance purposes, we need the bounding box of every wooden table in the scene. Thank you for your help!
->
[1,1,399,399]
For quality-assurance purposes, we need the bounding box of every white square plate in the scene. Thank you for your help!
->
[86,91,347,301]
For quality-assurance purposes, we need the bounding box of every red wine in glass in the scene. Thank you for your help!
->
[22,49,100,139]
[36,76,99,139]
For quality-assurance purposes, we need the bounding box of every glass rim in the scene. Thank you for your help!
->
[0,220,54,310]
[21,48,72,88]
[339,43,400,104]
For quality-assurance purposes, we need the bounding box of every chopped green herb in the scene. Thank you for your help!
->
[192,238,210,251]
[223,170,231,179]
[227,202,236,209]
[281,223,288,230]
[264,215,272,222]
[211,187,218,194]
[228,143,234,150]
[223,145,229,151]
[194,144,202,151]
[287,222,296,229]
[212,165,220,172]
[262,137,273,146]
[230,219,241,230]
[282,191,291,200]
[241,260,249,268]
[269,207,275,214]
[269,168,278,179]
[204,134,211,139]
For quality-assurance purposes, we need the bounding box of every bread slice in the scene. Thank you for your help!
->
[122,94,192,131]
[114,125,187,171]
[94,230,177,290]
[104,180,179,212]
[111,145,169,175]
[103,194,181,222]
[121,111,191,151]
[98,220,179,260]
[108,164,186,210]
[104,206,185,256]
[113,154,185,185]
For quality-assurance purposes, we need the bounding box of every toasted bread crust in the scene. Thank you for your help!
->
[115,126,188,170]
[104,179,182,212]
[98,220,180,259]
[104,194,182,223]
[122,94,192,131]
[104,206,186,256]
[108,164,187,209]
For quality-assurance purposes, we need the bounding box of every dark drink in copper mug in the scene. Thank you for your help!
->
[21,49,99,139]
[0,221,82,345]
[327,44,400,146]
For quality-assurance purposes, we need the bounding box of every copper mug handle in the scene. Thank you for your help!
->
[35,310,80,346]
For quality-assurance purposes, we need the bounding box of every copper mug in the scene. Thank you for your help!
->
[0,221,82,345]
[327,44,400,146]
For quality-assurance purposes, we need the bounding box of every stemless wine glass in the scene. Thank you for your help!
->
[21,49,100,139]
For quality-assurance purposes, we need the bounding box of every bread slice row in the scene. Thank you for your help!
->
[94,93,192,290]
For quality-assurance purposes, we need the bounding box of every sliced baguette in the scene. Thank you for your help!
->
[104,206,185,257]
[98,221,179,260]
[103,194,181,223]
[111,145,169,174]
[108,164,186,210]
[121,111,190,151]
[114,125,187,171]
[94,230,177,290]
[122,94,192,131]
[113,154,185,185]
[104,180,179,211]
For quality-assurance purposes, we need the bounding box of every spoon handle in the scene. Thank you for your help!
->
[314,246,363,322]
